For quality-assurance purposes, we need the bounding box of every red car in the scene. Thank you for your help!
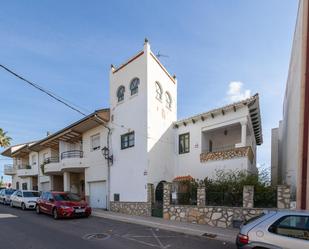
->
[36,191,91,219]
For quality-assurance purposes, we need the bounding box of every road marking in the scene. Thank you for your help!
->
[121,229,171,249]
[0,214,17,219]
[151,228,170,249]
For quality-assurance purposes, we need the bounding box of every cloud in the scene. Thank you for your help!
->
[226,81,251,102]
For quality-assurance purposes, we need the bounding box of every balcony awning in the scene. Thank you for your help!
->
[29,108,110,151]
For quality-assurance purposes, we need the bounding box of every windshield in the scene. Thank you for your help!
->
[5,189,15,195]
[54,193,81,202]
[23,192,39,197]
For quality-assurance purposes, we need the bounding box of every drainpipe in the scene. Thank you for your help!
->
[94,114,112,210]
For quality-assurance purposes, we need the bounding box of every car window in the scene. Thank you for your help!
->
[0,190,3,195]
[16,191,22,197]
[54,193,81,201]
[5,189,15,195]
[47,193,53,200]
[270,215,309,241]
[23,191,39,198]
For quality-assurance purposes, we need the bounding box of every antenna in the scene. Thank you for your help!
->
[156,51,169,58]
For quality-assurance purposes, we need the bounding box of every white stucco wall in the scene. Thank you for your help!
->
[146,45,177,188]
[280,0,306,190]
[82,125,108,197]
[109,48,148,202]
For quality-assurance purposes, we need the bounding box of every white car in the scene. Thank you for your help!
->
[10,190,40,210]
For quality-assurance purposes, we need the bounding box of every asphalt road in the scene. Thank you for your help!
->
[0,204,236,249]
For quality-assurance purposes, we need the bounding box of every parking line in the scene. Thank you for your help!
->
[0,214,18,219]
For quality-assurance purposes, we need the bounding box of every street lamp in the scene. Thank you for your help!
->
[101,146,113,165]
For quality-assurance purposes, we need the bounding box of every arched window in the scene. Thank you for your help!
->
[155,81,163,100]
[117,85,125,102]
[165,92,172,109]
[130,78,140,95]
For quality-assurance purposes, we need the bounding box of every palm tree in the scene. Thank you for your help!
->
[0,128,11,148]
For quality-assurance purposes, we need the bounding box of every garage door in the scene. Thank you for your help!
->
[41,182,50,192]
[89,181,107,209]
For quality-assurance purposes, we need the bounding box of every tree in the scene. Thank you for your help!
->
[0,128,11,148]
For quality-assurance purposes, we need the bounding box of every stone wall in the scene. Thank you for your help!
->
[110,183,153,216]
[164,205,265,228]
[163,182,291,228]
[110,201,152,216]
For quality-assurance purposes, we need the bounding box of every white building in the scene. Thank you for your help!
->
[2,40,262,214]
[271,0,309,210]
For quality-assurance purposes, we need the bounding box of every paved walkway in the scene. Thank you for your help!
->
[92,209,238,243]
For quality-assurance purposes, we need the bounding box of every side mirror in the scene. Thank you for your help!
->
[48,198,54,202]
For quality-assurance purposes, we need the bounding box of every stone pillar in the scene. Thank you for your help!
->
[147,183,154,203]
[163,182,172,220]
[241,121,247,147]
[277,185,291,209]
[197,186,206,207]
[63,172,70,192]
[243,185,254,208]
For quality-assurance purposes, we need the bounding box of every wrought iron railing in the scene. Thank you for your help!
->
[17,164,31,169]
[44,157,60,164]
[61,150,83,160]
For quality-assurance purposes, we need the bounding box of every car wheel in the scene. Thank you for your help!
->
[36,205,40,214]
[53,208,58,220]
[21,203,26,210]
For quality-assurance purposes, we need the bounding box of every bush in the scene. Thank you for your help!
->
[202,169,276,207]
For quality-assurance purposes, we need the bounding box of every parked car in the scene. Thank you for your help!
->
[10,190,40,210]
[236,210,309,249]
[36,191,91,219]
[0,189,16,205]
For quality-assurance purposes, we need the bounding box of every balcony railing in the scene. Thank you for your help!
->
[61,150,83,160]
[4,164,16,175]
[17,164,32,170]
[44,157,60,164]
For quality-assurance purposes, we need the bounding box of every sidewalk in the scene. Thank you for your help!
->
[92,209,238,243]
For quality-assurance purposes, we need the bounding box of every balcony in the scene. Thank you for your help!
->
[44,157,61,175]
[4,164,16,175]
[17,164,38,177]
[44,150,85,175]
[200,146,254,163]
[60,150,85,172]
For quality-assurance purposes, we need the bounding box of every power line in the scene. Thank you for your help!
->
[0,64,88,116]
[0,64,175,146]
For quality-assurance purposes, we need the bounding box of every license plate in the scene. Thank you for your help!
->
[75,209,85,213]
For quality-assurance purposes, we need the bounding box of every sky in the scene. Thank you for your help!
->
[0,0,299,182]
